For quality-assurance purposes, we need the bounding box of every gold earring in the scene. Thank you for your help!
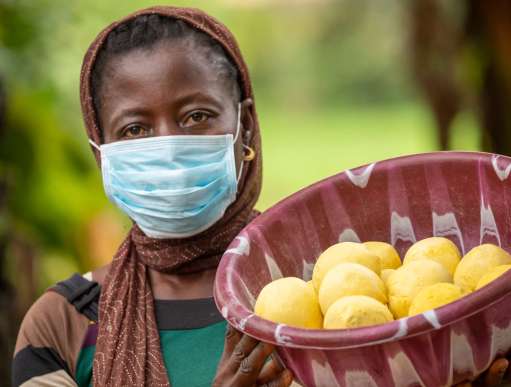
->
[243,145,256,161]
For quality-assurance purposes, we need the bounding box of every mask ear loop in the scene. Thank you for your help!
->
[89,139,101,151]
[234,103,244,184]
[233,102,242,144]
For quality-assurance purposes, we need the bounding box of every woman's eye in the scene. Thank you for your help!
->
[123,125,149,139]
[184,111,210,127]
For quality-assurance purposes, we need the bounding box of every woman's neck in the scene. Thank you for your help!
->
[91,264,217,300]
[148,267,217,300]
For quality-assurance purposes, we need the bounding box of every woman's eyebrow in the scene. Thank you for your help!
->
[174,91,223,108]
[110,107,150,128]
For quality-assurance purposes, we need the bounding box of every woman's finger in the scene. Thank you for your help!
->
[256,355,285,384]
[226,333,260,374]
[235,341,274,378]
[258,369,293,387]
[223,324,242,357]
[484,358,509,387]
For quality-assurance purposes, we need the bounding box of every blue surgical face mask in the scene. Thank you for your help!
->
[89,103,244,239]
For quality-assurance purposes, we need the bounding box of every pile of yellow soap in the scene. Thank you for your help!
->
[253,238,511,330]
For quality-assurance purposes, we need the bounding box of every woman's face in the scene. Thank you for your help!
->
[97,40,252,174]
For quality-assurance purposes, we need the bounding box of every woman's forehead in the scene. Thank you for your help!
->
[100,41,234,106]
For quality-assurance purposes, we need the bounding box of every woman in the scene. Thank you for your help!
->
[12,6,291,387]
[11,5,510,387]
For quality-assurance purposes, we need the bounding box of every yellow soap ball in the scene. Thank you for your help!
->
[454,244,511,292]
[306,280,317,293]
[318,263,387,315]
[364,241,402,270]
[408,283,463,316]
[387,260,452,318]
[312,242,381,292]
[476,264,511,290]
[403,237,461,275]
[323,295,394,329]
[381,269,396,286]
[254,277,323,329]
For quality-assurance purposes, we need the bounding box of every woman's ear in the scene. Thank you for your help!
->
[240,98,254,144]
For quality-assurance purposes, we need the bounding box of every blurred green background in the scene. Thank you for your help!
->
[1,0,510,376]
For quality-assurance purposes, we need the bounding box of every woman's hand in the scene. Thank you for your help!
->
[455,357,509,387]
[213,325,293,387]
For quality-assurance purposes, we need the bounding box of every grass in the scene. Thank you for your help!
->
[256,102,480,210]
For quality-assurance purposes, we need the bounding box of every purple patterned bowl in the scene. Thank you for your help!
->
[214,151,511,387]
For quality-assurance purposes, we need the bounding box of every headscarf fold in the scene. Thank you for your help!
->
[79,6,262,386]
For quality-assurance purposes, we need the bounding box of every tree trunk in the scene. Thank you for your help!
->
[0,78,20,383]
[467,0,511,155]
[408,0,462,150]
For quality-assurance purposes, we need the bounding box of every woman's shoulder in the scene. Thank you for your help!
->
[15,273,99,350]
[88,263,110,287]
[12,273,99,386]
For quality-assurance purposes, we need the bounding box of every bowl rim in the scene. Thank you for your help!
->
[214,151,511,349]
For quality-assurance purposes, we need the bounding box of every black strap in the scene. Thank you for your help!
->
[52,273,100,322]
[50,273,224,329]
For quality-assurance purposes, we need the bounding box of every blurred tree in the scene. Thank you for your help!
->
[408,0,463,150]
[408,0,511,155]
[0,75,18,384]
[0,0,114,294]
[0,2,39,378]
[466,0,511,155]
[0,3,119,373]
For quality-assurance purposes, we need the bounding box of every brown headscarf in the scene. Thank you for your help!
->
[79,6,262,386]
